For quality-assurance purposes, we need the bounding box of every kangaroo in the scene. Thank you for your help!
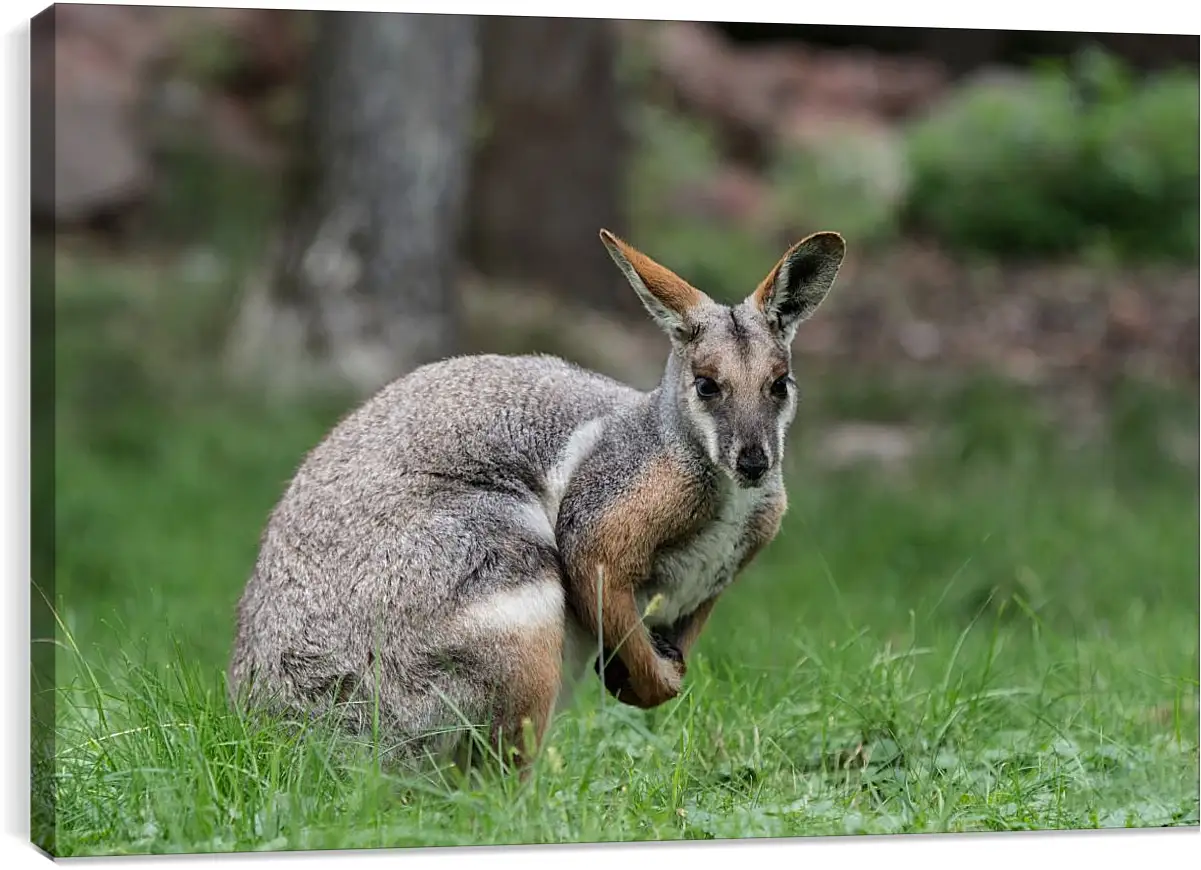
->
[228,228,846,773]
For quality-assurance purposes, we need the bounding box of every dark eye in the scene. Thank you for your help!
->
[770,375,791,399]
[695,377,720,399]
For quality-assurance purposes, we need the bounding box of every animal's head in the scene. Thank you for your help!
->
[600,229,845,489]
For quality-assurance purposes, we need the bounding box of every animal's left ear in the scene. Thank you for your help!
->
[749,232,845,341]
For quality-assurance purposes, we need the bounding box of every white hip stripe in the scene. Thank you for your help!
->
[461,579,566,637]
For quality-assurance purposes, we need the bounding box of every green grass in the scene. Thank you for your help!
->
[35,245,1200,856]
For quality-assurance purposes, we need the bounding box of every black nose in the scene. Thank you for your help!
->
[736,446,769,480]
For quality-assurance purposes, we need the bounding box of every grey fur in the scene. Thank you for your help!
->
[229,234,845,767]
[229,354,639,760]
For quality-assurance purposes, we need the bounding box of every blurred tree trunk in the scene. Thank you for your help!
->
[232,11,479,397]
[467,17,640,320]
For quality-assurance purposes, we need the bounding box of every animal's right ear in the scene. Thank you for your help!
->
[599,229,712,343]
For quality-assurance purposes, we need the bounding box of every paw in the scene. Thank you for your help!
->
[633,657,683,708]
[594,632,685,708]
[619,650,683,709]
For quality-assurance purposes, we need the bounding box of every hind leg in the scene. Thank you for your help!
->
[450,572,567,777]
[490,619,563,774]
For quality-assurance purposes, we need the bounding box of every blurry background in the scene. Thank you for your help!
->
[32,3,1196,850]
[30,5,1200,849]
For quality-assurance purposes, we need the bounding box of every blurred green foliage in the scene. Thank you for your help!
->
[630,47,1197,271]
[627,103,780,299]
[768,128,909,249]
[904,50,1200,263]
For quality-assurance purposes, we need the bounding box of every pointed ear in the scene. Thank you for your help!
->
[751,232,845,341]
[600,229,712,342]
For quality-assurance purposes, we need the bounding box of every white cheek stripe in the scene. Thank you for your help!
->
[776,392,798,461]
[694,401,722,465]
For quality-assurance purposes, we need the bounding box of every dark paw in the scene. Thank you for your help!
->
[651,632,684,665]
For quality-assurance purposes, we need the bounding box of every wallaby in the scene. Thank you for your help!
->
[228,228,846,773]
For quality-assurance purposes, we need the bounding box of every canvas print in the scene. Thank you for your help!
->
[30,3,1200,857]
